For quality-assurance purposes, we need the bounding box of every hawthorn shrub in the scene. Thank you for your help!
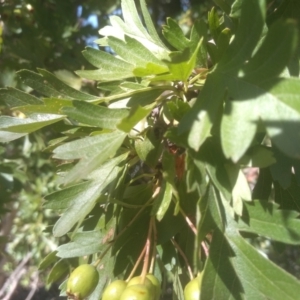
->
[1,0,300,299]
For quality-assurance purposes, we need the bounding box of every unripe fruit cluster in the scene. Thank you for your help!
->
[102,274,161,300]
[66,264,200,300]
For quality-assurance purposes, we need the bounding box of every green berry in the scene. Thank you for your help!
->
[184,274,202,300]
[146,274,161,300]
[120,284,153,300]
[67,264,99,300]
[102,280,127,300]
[127,276,155,297]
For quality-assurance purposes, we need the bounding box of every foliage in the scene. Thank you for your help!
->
[1,0,300,299]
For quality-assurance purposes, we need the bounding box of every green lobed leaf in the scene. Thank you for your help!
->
[76,47,134,82]
[59,134,127,185]
[56,230,107,258]
[270,145,300,189]
[53,130,125,160]
[139,0,167,49]
[220,18,299,161]
[243,20,298,84]
[225,165,251,216]
[47,259,69,285]
[239,145,276,168]
[221,77,300,161]
[230,0,243,18]
[0,114,65,133]
[152,179,173,221]
[185,153,207,195]
[179,73,225,151]
[94,85,163,105]
[156,203,185,245]
[62,100,129,129]
[108,36,168,74]
[237,200,300,245]
[192,138,232,201]
[0,87,42,108]
[46,155,126,237]
[252,167,273,201]
[213,0,232,14]
[44,181,92,210]
[215,28,231,62]
[17,70,79,99]
[162,18,190,51]
[121,0,151,41]
[38,251,59,271]
[134,128,163,167]
[180,0,266,151]
[99,12,168,60]
[0,131,27,143]
[117,104,154,133]
[198,183,226,244]
[161,150,177,195]
[112,191,151,268]
[221,97,258,162]
[14,98,73,115]
[226,223,300,300]
[166,98,191,122]
[201,229,243,300]
[189,19,208,67]
[153,38,203,82]
[50,182,104,237]
[208,7,222,43]
[217,0,266,73]
[37,69,99,101]
[274,175,300,212]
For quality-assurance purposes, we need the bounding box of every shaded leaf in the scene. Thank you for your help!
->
[135,128,163,167]
[37,69,99,101]
[162,18,190,51]
[201,229,243,300]
[47,259,69,285]
[180,0,266,150]
[239,145,276,168]
[238,200,300,245]
[217,0,266,73]
[0,87,42,108]
[38,251,58,271]
[198,183,226,243]
[274,175,300,212]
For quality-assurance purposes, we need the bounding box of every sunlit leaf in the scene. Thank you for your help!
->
[226,222,300,300]
[76,47,134,81]
[0,114,65,133]
[62,100,129,129]
[45,155,126,237]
